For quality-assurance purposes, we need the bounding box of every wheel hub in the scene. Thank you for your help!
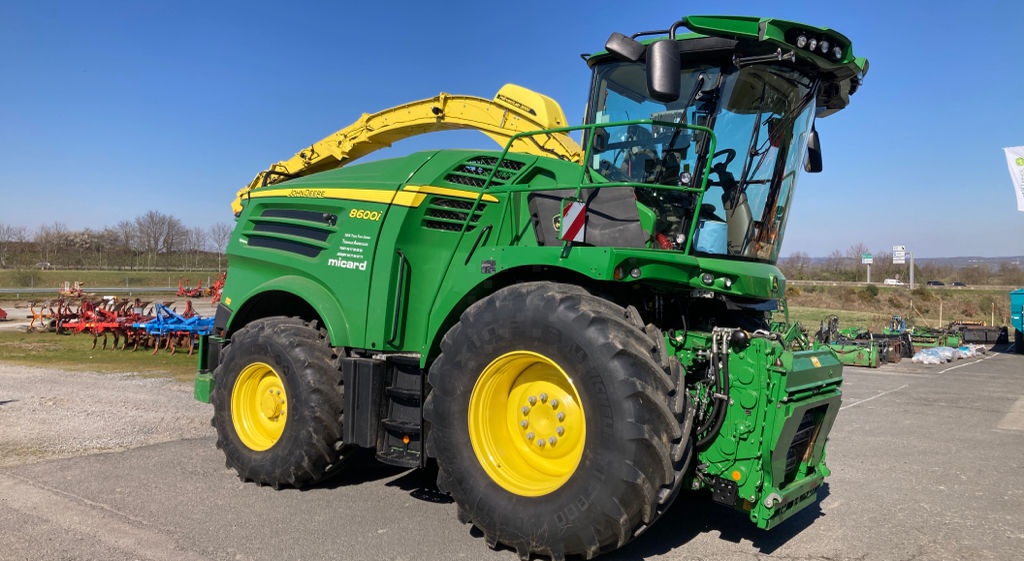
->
[518,391,570,448]
[231,362,288,451]
[260,389,284,420]
[468,351,585,496]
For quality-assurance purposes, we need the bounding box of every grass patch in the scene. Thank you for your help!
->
[0,330,198,383]
[0,269,220,302]
[786,284,1017,330]
[783,306,894,333]
[0,269,219,289]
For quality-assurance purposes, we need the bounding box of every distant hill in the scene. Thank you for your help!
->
[805,255,1024,270]
[914,256,1024,270]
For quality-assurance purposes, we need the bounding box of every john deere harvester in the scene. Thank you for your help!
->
[195,15,867,559]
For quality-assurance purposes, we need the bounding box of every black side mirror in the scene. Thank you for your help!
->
[805,126,823,173]
[605,32,645,61]
[647,40,680,102]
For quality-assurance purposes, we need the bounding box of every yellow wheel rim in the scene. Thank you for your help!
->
[231,362,288,451]
[469,351,585,496]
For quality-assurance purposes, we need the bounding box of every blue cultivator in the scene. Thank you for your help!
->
[134,303,214,355]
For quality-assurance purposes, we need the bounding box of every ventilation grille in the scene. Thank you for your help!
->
[244,208,334,258]
[783,407,823,485]
[422,197,486,232]
[444,156,525,187]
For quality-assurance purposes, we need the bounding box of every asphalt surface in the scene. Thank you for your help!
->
[2,347,1022,561]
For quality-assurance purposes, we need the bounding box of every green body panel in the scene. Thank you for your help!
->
[219,150,491,351]
[673,334,842,529]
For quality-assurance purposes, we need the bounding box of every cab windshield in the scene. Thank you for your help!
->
[585,60,817,264]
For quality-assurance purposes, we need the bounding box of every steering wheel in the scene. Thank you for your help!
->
[707,148,738,188]
[712,148,736,166]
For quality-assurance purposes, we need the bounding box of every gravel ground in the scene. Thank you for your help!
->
[0,363,214,467]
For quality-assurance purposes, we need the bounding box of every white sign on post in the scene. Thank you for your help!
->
[892,245,906,265]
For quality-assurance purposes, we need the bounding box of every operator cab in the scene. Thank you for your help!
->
[582,25,853,265]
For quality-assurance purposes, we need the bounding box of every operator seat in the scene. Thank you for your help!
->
[528,187,647,248]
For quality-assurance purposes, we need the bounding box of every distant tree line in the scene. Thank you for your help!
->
[2,222,1021,287]
[780,243,1024,286]
[0,211,233,271]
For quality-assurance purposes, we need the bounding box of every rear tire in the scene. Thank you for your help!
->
[211,317,350,488]
[424,282,685,560]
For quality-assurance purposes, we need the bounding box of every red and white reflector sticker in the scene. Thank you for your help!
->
[560,201,586,242]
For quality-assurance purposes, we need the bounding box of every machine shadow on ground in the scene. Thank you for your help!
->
[368,458,828,560]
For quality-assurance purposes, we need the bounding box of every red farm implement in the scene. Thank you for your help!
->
[177,278,205,298]
[58,297,132,349]
[43,296,212,355]
[207,272,226,304]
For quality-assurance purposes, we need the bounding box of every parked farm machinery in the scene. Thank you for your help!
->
[26,296,213,354]
[177,274,227,304]
[208,272,225,304]
[946,321,1007,346]
[131,302,214,355]
[902,324,963,353]
[814,315,889,367]
[177,278,205,298]
[26,300,57,332]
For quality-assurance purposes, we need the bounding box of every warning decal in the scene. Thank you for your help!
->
[560,201,586,243]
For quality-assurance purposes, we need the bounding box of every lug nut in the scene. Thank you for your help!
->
[520,420,529,429]
[539,393,548,403]
[536,439,546,448]
[548,436,557,445]
[557,412,565,422]
[528,395,537,405]
[526,432,535,440]
[556,426,564,436]
[521,406,530,415]
[550,399,559,408]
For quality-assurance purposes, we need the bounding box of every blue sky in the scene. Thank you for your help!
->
[2,0,1022,259]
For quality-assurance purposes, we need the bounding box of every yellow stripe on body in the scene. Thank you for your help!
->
[247,185,497,207]
[402,185,500,203]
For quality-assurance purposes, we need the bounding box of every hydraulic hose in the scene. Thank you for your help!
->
[696,329,731,449]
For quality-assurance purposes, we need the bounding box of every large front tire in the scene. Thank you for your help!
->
[211,317,350,488]
[425,282,684,560]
